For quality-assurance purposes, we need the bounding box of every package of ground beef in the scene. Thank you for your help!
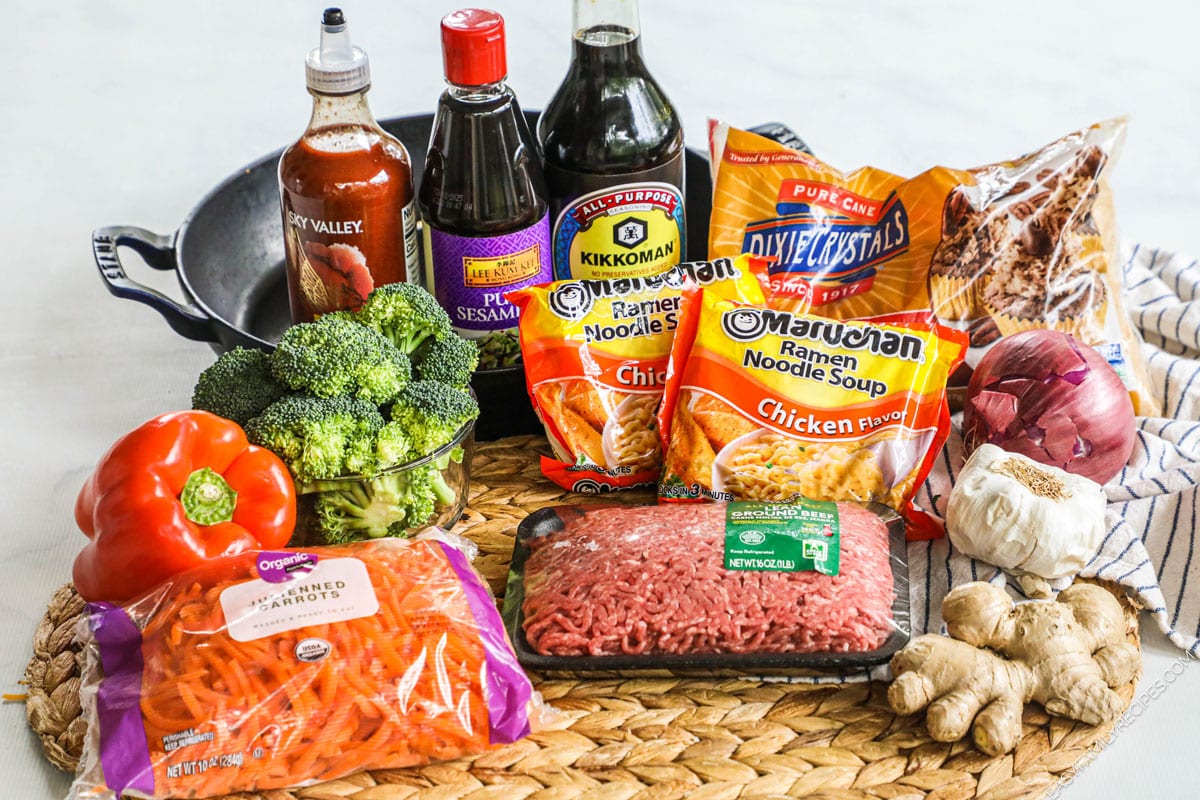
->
[503,502,909,676]
[708,117,1156,414]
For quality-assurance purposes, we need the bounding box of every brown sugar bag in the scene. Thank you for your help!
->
[708,118,1157,414]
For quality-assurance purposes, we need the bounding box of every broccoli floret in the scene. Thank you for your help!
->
[375,421,413,468]
[476,330,523,370]
[191,347,287,426]
[413,334,479,390]
[318,309,358,324]
[387,380,480,457]
[311,464,440,543]
[245,394,384,482]
[270,315,411,404]
[356,282,453,355]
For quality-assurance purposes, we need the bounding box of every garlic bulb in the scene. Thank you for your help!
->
[947,444,1106,591]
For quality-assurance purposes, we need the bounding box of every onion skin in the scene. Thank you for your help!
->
[962,330,1135,484]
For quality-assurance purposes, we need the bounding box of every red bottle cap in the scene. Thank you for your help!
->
[441,9,507,86]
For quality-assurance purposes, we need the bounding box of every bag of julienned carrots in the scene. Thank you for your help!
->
[507,255,770,493]
[70,535,540,800]
[657,288,967,540]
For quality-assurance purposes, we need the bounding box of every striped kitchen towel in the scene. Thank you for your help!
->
[912,243,1200,655]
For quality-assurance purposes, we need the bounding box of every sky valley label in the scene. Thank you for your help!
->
[553,182,685,280]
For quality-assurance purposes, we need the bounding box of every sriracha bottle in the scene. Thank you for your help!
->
[537,0,686,280]
[420,9,552,369]
[279,8,419,323]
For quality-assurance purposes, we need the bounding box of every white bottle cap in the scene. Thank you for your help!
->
[305,8,370,94]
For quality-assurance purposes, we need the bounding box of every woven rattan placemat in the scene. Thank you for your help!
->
[23,435,1140,800]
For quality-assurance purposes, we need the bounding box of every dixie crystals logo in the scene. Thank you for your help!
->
[741,182,910,306]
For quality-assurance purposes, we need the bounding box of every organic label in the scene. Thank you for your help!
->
[295,637,333,663]
[256,551,318,584]
[220,557,380,642]
[724,499,841,575]
[553,181,685,280]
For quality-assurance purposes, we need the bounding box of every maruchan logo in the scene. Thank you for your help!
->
[720,308,927,362]
[548,283,594,319]
[571,479,615,495]
[546,269,689,320]
[721,308,771,342]
[546,259,748,321]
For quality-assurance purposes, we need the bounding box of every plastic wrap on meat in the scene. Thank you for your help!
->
[522,503,895,657]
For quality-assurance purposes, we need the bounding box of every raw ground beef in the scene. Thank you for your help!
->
[522,503,896,657]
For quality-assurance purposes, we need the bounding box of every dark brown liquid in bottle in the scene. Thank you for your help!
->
[420,90,547,234]
[419,85,552,369]
[537,25,683,208]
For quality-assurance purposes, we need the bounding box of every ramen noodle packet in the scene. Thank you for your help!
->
[658,289,967,540]
[69,534,540,800]
[708,117,1156,413]
[507,255,769,492]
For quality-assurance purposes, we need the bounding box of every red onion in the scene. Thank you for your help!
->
[962,329,1135,484]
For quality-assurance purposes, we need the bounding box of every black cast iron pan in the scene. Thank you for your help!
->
[92,112,714,441]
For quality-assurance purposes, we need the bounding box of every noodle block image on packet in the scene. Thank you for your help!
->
[69,537,537,800]
[507,255,769,493]
[658,290,967,540]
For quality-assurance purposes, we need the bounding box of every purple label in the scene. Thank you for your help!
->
[437,541,533,744]
[256,551,319,583]
[88,602,154,797]
[428,213,552,332]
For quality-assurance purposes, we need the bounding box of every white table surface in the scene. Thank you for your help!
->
[3,1,1198,796]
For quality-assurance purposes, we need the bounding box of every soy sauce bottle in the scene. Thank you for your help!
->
[279,8,419,323]
[420,9,552,369]
[537,0,685,280]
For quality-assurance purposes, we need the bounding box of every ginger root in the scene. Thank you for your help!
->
[888,581,1139,755]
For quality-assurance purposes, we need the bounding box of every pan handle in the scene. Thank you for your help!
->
[92,225,218,343]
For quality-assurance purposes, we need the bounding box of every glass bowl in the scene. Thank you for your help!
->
[289,420,474,546]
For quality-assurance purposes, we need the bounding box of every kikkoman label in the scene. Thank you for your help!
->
[724,500,841,575]
[553,182,686,280]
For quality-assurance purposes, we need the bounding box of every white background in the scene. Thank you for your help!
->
[2,1,1197,796]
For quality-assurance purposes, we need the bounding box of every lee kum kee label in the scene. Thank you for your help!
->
[426,213,553,335]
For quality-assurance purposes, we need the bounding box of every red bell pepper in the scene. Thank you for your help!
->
[73,410,296,602]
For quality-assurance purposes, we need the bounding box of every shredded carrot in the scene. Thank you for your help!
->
[79,538,530,799]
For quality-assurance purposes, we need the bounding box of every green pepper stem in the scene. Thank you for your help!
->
[180,467,238,526]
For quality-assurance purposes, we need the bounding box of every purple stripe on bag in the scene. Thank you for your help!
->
[87,602,154,797]
[438,542,533,744]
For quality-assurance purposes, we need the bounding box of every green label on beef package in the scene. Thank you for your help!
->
[724,499,840,575]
